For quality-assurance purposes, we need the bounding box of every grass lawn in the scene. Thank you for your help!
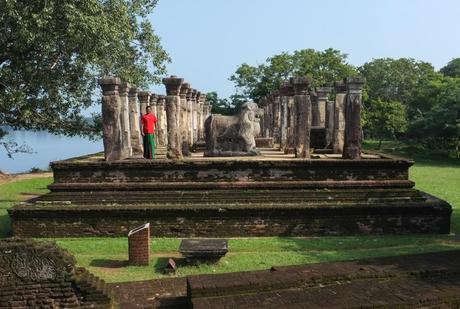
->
[1,142,459,283]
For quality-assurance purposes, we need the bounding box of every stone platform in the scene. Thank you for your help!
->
[9,148,452,237]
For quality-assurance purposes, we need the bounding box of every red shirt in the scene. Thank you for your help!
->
[141,113,157,134]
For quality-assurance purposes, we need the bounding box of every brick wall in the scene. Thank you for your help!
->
[9,194,451,237]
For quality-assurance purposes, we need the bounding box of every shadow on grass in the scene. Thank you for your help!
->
[90,259,128,268]
[0,212,12,238]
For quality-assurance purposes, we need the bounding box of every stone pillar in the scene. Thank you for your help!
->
[316,87,331,127]
[199,94,207,140]
[138,91,150,116]
[285,82,296,154]
[128,87,143,154]
[180,82,191,156]
[272,91,281,144]
[343,77,365,159]
[192,91,201,144]
[163,76,184,159]
[150,94,158,119]
[325,100,335,149]
[99,77,123,161]
[279,82,292,152]
[310,92,320,127]
[190,89,198,144]
[332,80,347,154]
[291,76,312,158]
[263,97,270,138]
[156,95,166,147]
[119,83,132,158]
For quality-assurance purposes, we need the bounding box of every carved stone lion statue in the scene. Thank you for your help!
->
[204,102,262,157]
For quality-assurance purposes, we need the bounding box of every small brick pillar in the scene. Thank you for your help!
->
[128,223,151,266]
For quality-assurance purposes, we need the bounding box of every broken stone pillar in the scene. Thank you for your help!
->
[311,92,320,127]
[156,95,166,147]
[291,76,312,158]
[163,76,184,159]
[99,77,123,161]
[180,83,191,156]
[325,100,335,149]
[128,87,143,154]
[138,91,150,116]
[272,91,281,145]
[343,77,365,160]
[316,87,331,127]
[119,83,132,158]
[332,80,347,154]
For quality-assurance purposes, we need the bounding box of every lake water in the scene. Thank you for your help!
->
[0,129,102,174]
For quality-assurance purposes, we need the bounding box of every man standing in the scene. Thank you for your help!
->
[141,106,158,159]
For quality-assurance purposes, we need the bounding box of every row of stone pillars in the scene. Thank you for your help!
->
[162,76,212,159]
[98,76,211,161]
[260,76,365,159]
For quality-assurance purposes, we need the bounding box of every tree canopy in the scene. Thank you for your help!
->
[440,58,460,78]
[0,0,170,155]
[230,48,357,102]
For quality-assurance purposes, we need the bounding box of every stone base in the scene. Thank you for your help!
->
[255,137,274,148]
[9,190,451,237]
[8,150,452,237]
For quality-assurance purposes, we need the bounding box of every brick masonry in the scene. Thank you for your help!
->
[128,223,150,266]
[0,238,112,308]
[8,152,452,237]
[187,250,460,308]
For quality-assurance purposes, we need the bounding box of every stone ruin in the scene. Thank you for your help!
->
[98,75,212,161]
[0,238,112,308]
[8,74,452,238]
[98,74,365,160]
[258,76,365,158]
[204,101,262,157]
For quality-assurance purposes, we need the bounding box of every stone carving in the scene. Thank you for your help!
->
[204,102,262,157]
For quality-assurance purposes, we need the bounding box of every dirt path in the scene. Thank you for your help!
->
[0,172,53,185]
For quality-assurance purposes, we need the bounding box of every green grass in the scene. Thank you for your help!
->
[0,177,52,238]
[1,142,459,282]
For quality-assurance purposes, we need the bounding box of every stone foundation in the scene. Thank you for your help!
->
[8,151,452,237]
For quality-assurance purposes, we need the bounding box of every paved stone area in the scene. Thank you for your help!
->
[108,277,186,309]
[67,147,382,163]
[107,250,460,308]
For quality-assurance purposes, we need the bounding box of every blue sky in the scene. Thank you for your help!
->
[149,0,460,98]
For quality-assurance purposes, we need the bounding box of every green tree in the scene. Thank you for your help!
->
[206,92,247,115]
[0,0,170,156]
[408,76,460,152]
[363,99,408,149]
[440,58,460,78]
[359,58,440,119]
[230,48,357,101]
